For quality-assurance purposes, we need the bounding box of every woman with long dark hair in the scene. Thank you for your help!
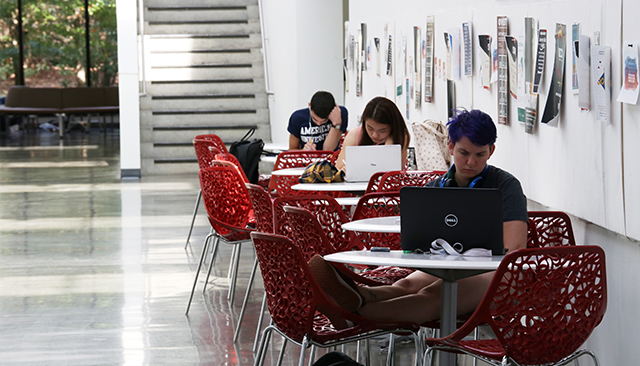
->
[335,96,410,171]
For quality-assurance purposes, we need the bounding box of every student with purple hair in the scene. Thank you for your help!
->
[309,108,528,326]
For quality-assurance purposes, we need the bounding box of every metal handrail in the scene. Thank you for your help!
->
[257,0,274,95]
[137,0,147,96]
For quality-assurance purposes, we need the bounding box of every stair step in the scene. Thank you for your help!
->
[151,78,253,84]
[151,49,250,54]
[154,158,198,164]
[153,124,258,131]
[145,20,260,35]
[152,63,252,69]
[149,66,262,81]
[148,109,268,126]
[148,6,246,11]
[149,49,262,66]
[152,94,255,100]
[149,34,249,39]
[148,34,260,50]
[152,110,256,116]
[147,0,257,6]
[149,19,248,25]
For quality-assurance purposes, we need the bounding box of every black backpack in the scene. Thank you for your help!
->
[312,352,363,366]
[229,128,264,184]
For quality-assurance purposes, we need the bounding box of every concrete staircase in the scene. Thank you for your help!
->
[140,0,270,175]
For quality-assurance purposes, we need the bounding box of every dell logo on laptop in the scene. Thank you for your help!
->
[444,214,458,227]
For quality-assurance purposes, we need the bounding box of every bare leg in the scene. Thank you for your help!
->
[358,270,440,303]
[357,272,494,324]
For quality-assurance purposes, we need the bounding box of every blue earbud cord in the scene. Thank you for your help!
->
[440,164,488,188]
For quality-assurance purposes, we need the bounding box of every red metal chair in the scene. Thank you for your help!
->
[364,171,387,194]
[234,183,274,344]
[185,165,255,314]
[185,139,223,249]
[527,211,576,248]
[376,170,446,192]
[423,245,607,366]
[214,152,250,183]
[194,133,228,153]
[268,150,334,196]
[273,195,359,253]
[251,232,421,366]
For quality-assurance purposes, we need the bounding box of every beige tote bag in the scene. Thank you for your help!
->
[411,120,451,171]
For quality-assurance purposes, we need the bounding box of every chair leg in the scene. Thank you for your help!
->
[253,294,268,353]
[228,245,238,281]
[364,338,371,366]
[185,190,202,249]
[386,334,395,366]
[298,336,310,366]
[254,325,273,366]
[202,236,221,294]
[185,233,213,315]
[233,257,259,342]
[277,338,288,366]
[228,244,242,305]
[308,345,316,366]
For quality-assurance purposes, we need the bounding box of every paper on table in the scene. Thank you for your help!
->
[616,42,640,105]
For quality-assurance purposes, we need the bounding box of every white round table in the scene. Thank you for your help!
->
[271,167,306,176]
[324,250,504,366]
[291,182,368,192]
[341,216,400,232]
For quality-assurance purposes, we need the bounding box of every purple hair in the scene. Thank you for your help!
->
[447,108,497,146]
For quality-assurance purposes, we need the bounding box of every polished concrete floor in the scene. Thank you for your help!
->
[0,129,420,366]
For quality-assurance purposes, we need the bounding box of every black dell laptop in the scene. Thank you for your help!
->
[400,187,504,255]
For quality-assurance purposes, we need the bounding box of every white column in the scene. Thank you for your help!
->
[116,0,142,178]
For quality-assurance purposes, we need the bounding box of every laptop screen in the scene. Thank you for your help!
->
[344,145,402,182]
[400,186,504,255]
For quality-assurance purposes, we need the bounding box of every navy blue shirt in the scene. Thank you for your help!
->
[287,106,348,150]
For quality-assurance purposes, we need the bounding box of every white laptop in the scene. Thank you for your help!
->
[344,145,402,182]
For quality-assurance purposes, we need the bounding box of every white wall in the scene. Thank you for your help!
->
[262,0,345,146]
[116,0,141,177]
[346,1,639,364]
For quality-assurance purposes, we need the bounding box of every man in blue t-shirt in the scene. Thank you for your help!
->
[287,91,348,151]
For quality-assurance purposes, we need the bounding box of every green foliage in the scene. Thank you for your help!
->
[0,0,117,86]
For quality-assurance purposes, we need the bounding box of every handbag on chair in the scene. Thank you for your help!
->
[411,120,451,171]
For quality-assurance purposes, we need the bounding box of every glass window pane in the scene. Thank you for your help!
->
[89,0,118,86]
[0,1,19,96]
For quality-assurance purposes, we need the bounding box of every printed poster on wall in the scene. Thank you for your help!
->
[518,17,536,123]
[571,23,580,94]
[526,28,546,134]
[497,16,508,125]
[385,23,393,76]
[532,29,547,95]
[505,35,518,99]
[577,35,591,110]
[356,26,362,97]
[414,26,422,108]
[462,21,473,77]
[592,45,612,123]
[479,35,492,89]
[541,23,566,128]
[424,16,435,103]
[616,42,639,105]
[374,37,381,77]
